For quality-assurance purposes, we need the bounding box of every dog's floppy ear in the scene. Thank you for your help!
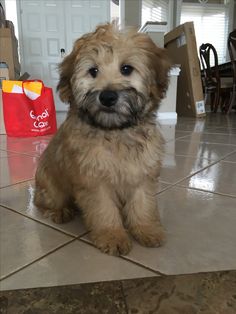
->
[57,38,85,103]
[140,36,170,101]
[150,45,171,100]
[134,33,171,101]
[57,53,75,103]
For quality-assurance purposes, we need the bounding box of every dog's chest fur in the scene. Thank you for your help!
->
[57,117,163,187]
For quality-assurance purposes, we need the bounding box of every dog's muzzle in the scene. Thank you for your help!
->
[99,90,118,107]
[78,87,147,130]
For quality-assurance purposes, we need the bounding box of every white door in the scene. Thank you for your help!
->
[64,0,110,50]
[18,0,110,111]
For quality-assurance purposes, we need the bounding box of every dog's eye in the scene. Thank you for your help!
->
[88,67,99,78]
[120,65,134,76]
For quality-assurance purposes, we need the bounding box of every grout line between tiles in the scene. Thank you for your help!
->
[0,148,40,158]
[0,178,35,190]
[203,132,236,136]
[174,139,236,147]
[165,134,193,142]
[157,149,236,195]
[167,129,236,144]
[177,184,236,198]
[0,238,79,282]
[0,204,90,239]
[78,237,164,277]
[155,184,177,195]
[221,160,236,164]
[201,130,236,135]
[221,149,236,158]
[164,152,211,160]
[120,255,164,276]
[164,148,236,161]
[0,235,162,289]
[155,184,173,195]
[0,149,19,156]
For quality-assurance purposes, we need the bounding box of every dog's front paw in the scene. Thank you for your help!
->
[51,207,75,224]
[91,228,132,256]
[130,224,165,247]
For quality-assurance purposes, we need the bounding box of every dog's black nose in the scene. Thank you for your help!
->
[99,90,118,107]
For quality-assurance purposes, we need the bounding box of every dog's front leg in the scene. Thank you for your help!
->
[124,182,165,247]
[75,186,132,256]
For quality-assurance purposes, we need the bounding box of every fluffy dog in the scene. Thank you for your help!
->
[34,23,170,256]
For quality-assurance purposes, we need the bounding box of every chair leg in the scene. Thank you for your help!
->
[227,87,236,114]
[220,94,225,113]
[204,91,212,111]
[220,93,229,113]
[211,93,215,112]
[213,92,220,113]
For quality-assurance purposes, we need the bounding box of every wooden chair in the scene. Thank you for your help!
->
[199,43,231,113]
[227,29,236,113]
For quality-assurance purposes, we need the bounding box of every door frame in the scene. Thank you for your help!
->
[16,0,25,72]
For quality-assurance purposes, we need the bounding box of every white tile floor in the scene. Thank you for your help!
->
[0,113,236,291]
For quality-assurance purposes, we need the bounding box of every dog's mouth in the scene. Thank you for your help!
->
[99,106,116,113]
[78,88,146,130]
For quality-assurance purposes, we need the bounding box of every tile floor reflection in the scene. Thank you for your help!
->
[0,112,236,291]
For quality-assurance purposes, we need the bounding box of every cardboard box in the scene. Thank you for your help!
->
[0,28,20,79]
[164,22,205,117]
[5,20,15,37]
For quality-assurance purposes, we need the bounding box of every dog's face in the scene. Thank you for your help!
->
[57,23,170,129]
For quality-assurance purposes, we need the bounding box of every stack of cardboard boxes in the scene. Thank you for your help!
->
[0,3,21,134]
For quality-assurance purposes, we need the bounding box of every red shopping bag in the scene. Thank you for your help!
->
[2,80,57,137]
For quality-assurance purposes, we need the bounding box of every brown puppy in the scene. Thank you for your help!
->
[34,23,170,256]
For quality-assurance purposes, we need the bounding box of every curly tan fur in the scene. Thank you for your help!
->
[34,23,170,256]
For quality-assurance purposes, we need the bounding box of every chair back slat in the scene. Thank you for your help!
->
[199,43,220,88]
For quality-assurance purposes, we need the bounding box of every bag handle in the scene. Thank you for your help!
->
[22,80,45,98]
